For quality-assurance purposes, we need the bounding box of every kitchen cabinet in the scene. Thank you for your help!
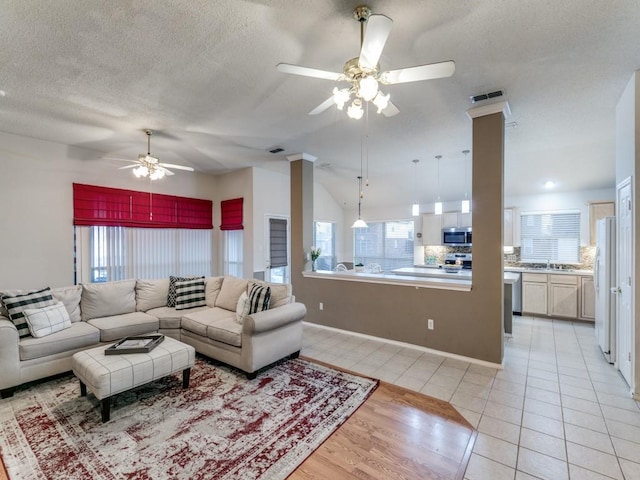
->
[548,274,578,318]
[580,276,596,321]
[589,201,614,246]
[522,273,548,315]
[442,212,472,228]
[421,214,442,245]
[504,207,518,247]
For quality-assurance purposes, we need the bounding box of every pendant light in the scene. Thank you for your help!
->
[434,155,443,215]
[411,159,420,216]
[351,176,368,228]
[461,149,470,213]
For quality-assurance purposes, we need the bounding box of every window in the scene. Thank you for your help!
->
[354,220,414,271]
[313,221,336,271]
[85,226,212,282]
[520,211,580,263]
[223,230,243,277]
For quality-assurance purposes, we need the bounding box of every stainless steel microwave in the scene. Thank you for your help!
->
[442,227,472,246]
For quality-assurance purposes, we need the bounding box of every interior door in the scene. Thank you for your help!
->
[616,177,633,388]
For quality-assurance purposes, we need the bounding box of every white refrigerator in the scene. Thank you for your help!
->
[594,217,616,364]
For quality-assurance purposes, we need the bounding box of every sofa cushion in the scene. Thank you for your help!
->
[181,308,236,338]
[2,287,56,339]
[207,317,243,347]
[205,276,224,307]
[136,278,170,311]
[52,285,82,323]
[215,277,248,311]
[19,321,101,361]
[81,280,136,321]
[87,312,159,342]
[167,276,203,307]
[250,281,292,308]
[23,302,71,338]
[175,278,206,310]
[146,305,209,330]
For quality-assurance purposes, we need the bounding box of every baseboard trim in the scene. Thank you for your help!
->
[303,321,504,370]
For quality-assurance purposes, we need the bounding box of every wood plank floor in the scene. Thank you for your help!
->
[289,378,476,480]
[0,364,475,480]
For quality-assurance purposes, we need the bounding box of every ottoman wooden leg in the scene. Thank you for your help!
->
[101,397,111,423]
[182,368,191,388]
[79,380,87,397]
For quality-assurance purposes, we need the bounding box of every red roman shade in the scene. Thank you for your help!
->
[73,183,213,229]
[220,198,243,230]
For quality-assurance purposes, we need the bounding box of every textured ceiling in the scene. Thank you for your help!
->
[1,1,639,209]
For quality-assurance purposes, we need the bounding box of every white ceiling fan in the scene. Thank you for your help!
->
[276,5,455,119]
[108,130,195,180]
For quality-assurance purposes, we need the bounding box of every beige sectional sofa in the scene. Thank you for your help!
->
[0,276,306,398]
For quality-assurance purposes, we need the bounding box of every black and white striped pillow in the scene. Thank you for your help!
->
[174,278,206,310]
[247,283,271,314]
[1,287,56,339]
[167,276,203,307]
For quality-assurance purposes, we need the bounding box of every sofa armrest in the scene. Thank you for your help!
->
[243,302,306,335]
[0,317,21,390]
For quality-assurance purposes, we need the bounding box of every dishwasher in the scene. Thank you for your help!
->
[512,272,522,315]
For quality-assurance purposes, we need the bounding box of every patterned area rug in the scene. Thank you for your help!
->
[0,357,378,479]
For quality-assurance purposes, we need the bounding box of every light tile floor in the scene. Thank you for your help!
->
[301,316,640,479]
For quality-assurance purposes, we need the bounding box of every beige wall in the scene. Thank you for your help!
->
[292,111,506,364]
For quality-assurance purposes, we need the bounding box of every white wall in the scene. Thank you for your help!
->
[506,188,615,246]
[313,182,346,261]
[0,130,218,290]
[252,166,290,275]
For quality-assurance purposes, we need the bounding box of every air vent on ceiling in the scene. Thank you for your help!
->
[268,147,285,154]
[470,89,504,104]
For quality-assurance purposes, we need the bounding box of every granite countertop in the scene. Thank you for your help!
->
[393,267,520,284]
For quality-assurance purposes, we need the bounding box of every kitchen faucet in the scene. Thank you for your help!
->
[546,259,550,269]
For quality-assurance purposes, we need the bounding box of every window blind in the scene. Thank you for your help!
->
[220,198,244,230]
[269,218,288,268]
[73,183,212,229]
[520,212,580,263]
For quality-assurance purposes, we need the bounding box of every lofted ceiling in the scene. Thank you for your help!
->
[1,1,639,210]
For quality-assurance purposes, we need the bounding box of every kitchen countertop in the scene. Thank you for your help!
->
[504,267,593,276]
[393,267,520,284]
[302,269,472,291]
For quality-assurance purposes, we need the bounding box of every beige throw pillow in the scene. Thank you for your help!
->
[215,276,249,311]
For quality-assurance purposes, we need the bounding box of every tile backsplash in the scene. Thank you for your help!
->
[423,245,596,271]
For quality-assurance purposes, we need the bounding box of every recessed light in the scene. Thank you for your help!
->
[544,180,556,189]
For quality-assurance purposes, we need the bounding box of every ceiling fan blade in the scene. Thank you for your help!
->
[158,167,175,176]
[102,156,136,162]
[276,63,344,81]
[380,60,455,85]
[158,163,194,172]
[382,100,400,117]
[309,96,335,115]
[117,164,139,170]
[359,14,393,70]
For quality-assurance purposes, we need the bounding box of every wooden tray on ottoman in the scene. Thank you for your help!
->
[105,335,165,355]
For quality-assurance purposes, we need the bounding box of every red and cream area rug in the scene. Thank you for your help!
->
[0,357,378,480]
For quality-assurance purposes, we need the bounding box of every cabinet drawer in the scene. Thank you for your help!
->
[548,274,577,285]
[522,273,547,283]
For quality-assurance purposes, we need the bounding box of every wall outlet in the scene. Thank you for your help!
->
[319,302,323,311]
[428,319,434,330]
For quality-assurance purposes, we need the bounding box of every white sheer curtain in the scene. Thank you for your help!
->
[84,226,212,282]
[223,230,243,277]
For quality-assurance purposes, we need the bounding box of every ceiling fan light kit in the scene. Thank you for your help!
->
[276,5,455,119]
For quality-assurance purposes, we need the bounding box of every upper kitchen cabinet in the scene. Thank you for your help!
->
[442,212,472,228]
[422,213,442,245]
[504,207,519,247]
[588,201,614,246]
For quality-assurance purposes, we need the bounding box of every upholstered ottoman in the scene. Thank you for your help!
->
[71,336,195,422]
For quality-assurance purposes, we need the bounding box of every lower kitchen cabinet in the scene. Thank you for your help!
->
[548,274,578,318]
[580,276,596,321]
[522,272,585,319]
[522,273,548,315]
